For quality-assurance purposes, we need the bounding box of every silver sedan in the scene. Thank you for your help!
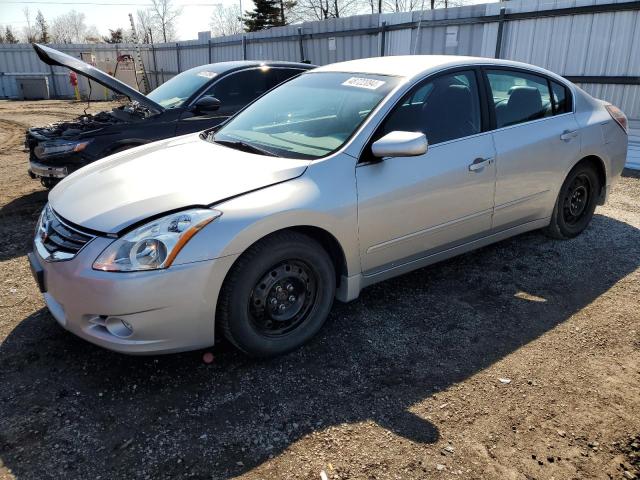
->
[28,55,629,356]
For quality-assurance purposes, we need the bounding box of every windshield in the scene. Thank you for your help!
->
[212,72,401,159]
[147,65,219,108]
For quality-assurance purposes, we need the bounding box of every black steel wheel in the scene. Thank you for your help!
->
[545,162,600,239]
[248,260,318,337]
[217,231,335,357]
[562,173,591,226]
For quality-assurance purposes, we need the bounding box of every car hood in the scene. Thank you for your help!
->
[33,43,164,114]
[49,134,311,234]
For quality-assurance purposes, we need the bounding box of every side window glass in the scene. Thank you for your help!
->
[551,81,570,114]
[486,70,552,128]
[205,70,268,114]
[274,68,304,86]
[380,70,481,145]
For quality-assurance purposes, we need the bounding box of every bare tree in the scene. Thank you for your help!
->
[69,11,88,42]
[23,7,38,42]
[84,25,102,43]
[293,0,360,20]
[35,10,49,43]
[210,4,243,37]
[136,9,159,43]
[0,26,4,44]
[150,0,183,43]
[363,0,470,14]
[50,10,89,43]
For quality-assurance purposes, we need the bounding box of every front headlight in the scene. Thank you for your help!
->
[34,140,92,159]
[93,208,222,272]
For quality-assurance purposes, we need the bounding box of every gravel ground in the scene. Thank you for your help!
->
[0,100,639,480]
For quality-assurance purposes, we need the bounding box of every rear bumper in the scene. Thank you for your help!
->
[30,237,239,355]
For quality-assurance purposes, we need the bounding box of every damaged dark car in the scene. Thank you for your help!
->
[26,43,314,188]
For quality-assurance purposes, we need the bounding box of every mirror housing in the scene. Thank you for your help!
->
[371,131,428,159]
[193,95,221,113]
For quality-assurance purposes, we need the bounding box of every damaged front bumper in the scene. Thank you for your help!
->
[29,160,68,179]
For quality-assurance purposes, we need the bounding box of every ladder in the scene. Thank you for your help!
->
[129,13,150,94]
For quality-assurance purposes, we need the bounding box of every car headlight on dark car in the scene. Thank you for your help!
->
[34,140,92,159]
[93,209,222,272]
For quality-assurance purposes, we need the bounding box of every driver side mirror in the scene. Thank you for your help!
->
[193,95,221,113]
[371,131,428,159]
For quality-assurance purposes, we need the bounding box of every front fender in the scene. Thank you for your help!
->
[173,163,360,278]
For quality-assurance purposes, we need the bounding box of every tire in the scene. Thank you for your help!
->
[544,162,600,239]
[217,231,336,357]
[40,177,60,190]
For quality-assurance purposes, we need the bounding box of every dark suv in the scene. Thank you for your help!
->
[27,43,314,188]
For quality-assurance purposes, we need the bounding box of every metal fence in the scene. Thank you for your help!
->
[1,0,639,125]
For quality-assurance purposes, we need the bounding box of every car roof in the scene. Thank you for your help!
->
[312,55,562,81]
[187,60,315,75]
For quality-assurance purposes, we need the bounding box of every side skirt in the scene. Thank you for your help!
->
[335,217,550,303]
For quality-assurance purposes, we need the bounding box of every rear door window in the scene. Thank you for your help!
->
[272,68,305,86]
[203,68,305,115]
[204,69,269,114]
[486,70,552,128]
[551,81,571,114]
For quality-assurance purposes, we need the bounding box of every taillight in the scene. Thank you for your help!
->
[605,104,628,134]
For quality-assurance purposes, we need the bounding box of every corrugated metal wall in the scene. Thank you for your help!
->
[1,0,638,124]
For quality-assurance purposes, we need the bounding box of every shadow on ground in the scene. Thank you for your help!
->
[0,190,48,261]
[1,213,639,479]
[622,168,640,179]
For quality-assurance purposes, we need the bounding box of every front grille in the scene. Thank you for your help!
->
[36,205,95,261]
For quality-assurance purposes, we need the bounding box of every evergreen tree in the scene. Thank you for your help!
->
[243,0,282,32]
[35,10,49,43]
[103,28,124,43]
[5,26,18,44]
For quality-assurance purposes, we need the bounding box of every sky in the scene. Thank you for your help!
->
[0,0,490,41]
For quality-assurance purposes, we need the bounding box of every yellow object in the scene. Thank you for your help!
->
[74,84,80,101]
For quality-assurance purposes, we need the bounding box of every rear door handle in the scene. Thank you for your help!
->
[560,130,578,141]
[469,157,493,172]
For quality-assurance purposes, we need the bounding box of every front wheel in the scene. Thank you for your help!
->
[544,163,600,239]
[40,177,61,190]
[217,231,336,357]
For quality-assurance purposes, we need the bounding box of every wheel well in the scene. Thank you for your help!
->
[286,226,348,287]
[216,226,349,321]
[575,155,606,203]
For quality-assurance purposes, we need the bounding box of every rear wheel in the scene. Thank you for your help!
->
[217,231,336,357]
[544,163,600,239]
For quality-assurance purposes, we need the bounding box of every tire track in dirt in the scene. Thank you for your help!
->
[0,119,28,155]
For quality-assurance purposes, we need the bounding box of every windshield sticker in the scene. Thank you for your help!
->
[342,77,385,90]
[197,71,218,79]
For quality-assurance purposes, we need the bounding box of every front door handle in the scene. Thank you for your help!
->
[469,157,493,172]
[560,130,578,141]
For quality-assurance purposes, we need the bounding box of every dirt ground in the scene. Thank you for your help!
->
[0,100,638,480]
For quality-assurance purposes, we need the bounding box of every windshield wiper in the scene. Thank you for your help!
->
[213,137,278,157]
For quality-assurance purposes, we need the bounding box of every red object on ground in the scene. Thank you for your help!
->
[69,71,78,86]
[202,352,214,364]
